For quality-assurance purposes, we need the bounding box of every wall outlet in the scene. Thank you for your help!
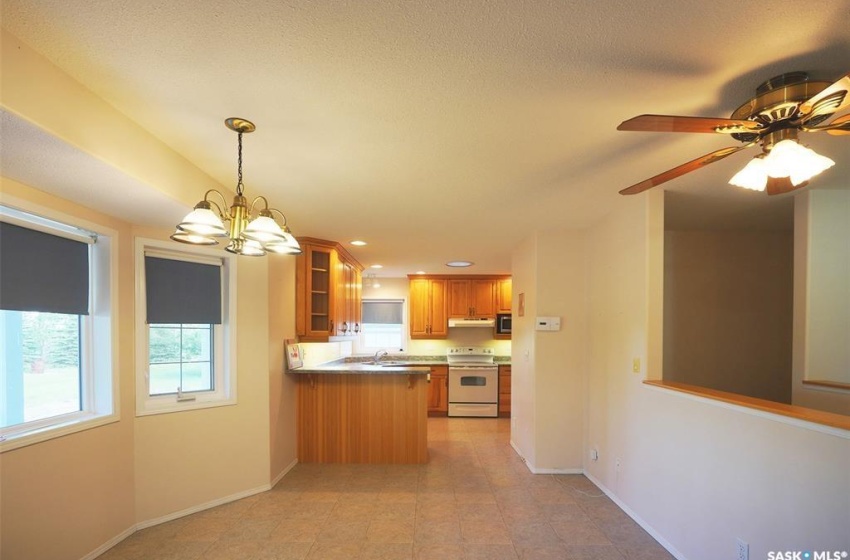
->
[736,538,748,560]
[590,448,599,461]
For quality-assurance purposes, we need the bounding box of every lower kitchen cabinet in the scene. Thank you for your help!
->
[498,364,511,417]
[427,365,448,415]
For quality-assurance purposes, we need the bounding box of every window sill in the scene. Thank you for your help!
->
[135,396,237,417]
[643,380,850,432]
[801,379,850,391]
[0,412,120,453]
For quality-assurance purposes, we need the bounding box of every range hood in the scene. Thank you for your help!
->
[448,318,496,328]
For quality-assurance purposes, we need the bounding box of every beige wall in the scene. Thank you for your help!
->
[510,231,585,472]
[663,230,793,403]
[1,29,297,557]
[0,178,137,560]
[133,244,273,523]
[269,256,298,481]
[510,234,538,463]
[792,190,850,414]
[584,193,850,559]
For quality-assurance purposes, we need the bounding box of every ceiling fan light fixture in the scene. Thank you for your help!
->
[729,156,768,191]
[764,139,835,186]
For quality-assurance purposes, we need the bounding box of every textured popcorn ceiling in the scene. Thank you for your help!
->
[1,0,848,274]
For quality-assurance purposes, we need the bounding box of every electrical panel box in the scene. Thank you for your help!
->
[535,316,561,331]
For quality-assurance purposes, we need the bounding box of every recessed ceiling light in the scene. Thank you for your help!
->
[446,261,474,268]
[370,264,383,269]
[350,240,367,246]
[415,270,426,275]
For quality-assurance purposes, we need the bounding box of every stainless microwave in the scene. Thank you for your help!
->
[496,313,512,335]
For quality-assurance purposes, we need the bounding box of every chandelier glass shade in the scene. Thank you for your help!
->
[171,118,301,256]
[729,138,835,192]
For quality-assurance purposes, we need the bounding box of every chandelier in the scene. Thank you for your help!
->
[170,118,302,256]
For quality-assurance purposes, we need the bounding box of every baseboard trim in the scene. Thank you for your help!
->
[135,483,272,530]
[583,471,687,560]
[79,525,136,560]
[509,439,582,474]
[270,458,298,488]
[83,482,274,560]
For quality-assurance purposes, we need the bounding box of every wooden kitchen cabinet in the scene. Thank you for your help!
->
[447,278,497,319]
[497,278,512,314]
[427,365,448,415]
[498,364,511,417]
[334,258,362,337]
[409,278,447,339]
[296,238,363,342]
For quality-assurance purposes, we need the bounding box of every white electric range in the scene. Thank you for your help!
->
[446,347,498,418]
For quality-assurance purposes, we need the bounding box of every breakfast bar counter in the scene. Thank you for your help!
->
[289,362,430,464]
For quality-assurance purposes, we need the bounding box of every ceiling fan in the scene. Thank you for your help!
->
[617,71,850,196]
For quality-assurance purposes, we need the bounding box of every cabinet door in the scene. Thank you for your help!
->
[306,246,334,338]
[498,364,511,416]
[428,279,447,337]
[352,268,362,335]
[497,278,512,314]
[471,280,496,318]
[446,279,471,318]
[409,278,431,338]
[409,278,447,338]
[428,366,448,414]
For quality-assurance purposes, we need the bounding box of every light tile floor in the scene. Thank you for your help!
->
[99,418,674,559]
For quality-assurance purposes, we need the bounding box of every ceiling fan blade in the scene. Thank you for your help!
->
[766,177,808,196]
[797,72,850,124]
[617,114,763,134]
[803,113,850,135]
[619,145,751,195]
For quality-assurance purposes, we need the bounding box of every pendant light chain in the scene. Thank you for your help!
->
[236,131,244,196]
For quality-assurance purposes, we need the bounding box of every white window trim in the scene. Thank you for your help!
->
[359,298,407,354]
[134,238,237,416]
[0,197,119,453]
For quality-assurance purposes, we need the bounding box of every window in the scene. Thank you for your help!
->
[135,239,236,415]
[0,204,116,451]
[360,299,405,353]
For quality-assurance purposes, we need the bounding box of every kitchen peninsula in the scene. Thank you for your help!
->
[290,361,431,464]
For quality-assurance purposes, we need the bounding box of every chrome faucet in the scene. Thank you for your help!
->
[374,349,389,363]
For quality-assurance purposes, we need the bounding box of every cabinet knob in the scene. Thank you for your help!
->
[341,321,348,333]
[354,323,360,333]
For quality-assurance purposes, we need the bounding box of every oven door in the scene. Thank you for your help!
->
[448,366,498,417]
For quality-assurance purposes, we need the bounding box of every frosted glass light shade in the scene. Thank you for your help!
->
[729,157,767,191]
[242,215,286,243]
[225,238,266,256]
[264,230,302,254]
[170,230,219,245]
[176,206,227,237]
[764,140,835,186]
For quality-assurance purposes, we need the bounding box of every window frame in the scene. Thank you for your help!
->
[134,238,237,416]
[0,200,118,453]
[359,298,407,354]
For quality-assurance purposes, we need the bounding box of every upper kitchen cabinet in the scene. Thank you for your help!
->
[409,277,447,339]
[446,278,499,319]
[296,238,363,342]
[497,278,512,314]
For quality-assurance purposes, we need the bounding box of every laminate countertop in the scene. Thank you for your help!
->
[289,356,511,374]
